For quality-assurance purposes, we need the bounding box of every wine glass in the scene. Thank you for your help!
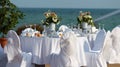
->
[29,25,32,28]
[98,23,101,30]
[34,24,36,31]
[77,24,80,30]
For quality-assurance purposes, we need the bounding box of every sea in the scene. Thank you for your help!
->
[16,8,120,31]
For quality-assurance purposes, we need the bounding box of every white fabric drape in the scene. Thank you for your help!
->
[4,38,22,67]
[111,26,120,55]
[108,26,120,64]
[50,30,79,67]
[20,34,87,66]
[92,29,106,51]
[4,30,34,67]
[7,30,21,50]
[58,25,69,32]
[85,31,111,67]
[100,31,112,62]
[0,44,7,67]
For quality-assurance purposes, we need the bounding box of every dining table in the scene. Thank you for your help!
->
[20,36,90,66]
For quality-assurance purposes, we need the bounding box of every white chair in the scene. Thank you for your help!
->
[85,31,112,67]
[0,44,7,67]
[108,26,120,64]
[111,26,120,55]
[50,30,79,67]
[58,25,70,32]
[4,30,34,67]
[92,29,106,51]
[100,31,112,62]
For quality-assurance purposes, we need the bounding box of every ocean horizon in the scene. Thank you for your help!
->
[15,8,120,31]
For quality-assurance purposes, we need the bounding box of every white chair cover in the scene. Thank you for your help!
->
[58,25,69,32]
[50,30,79,67]
[111,26,120,55]
[92,29,106,51]
[85,31,111,67]
[7,30,21,50]
[97,31,112,67]
[4,30,34,67]
[0,44,7,67]
[4,38,22,67]
[108,26,120,64]
[100,31,112,61]
[0,44,4,54]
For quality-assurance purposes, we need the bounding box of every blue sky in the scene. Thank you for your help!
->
[10,0,120,9]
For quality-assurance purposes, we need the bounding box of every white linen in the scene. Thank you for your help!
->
[98,31,112,67]
[108,26,120,64]
[92,29,106,51]
[7,30,21,51]
[4,30,34,67]
[50,31,79,67]
[85,31,111,67]
[0,44,4,54]
[20,36,60,64]
[33,37,60,64]
[21,52,34,67]
[21,28,34,37]
[100,31,112,62]
[20,33,87,66]
[4,38,21,62]
[20,37,35,52]
[58,25,69,32]
[21,28,39,37]
[111,26,120,55]
[4,38,22,67]
[76,37,88,66]
[0,44,7,67]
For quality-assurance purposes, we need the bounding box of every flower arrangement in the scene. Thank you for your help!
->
[77,11,95,27]
[16,24,43,35]
[42,10,61,26]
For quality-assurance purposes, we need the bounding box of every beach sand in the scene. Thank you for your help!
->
[107,64,120,67]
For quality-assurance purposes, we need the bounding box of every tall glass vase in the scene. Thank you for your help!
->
[50,23,56,31]
[42,25,47,36]
[82,22,88,34]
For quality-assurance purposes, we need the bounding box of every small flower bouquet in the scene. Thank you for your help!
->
[77,11,95,27]
[42,10,61,26]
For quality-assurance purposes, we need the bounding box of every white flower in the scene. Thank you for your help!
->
[42,10,60,26]
[52,17,58,22]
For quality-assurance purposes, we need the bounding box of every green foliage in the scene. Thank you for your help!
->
[0,0,24,37]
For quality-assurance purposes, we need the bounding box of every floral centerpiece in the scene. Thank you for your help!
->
[42,10,61,26]
[77,11,95,28]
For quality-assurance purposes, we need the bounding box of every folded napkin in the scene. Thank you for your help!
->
[21,28,40,37]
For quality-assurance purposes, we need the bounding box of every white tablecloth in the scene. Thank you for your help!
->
[20,36,60,64]
[20,36,89,66]
[76,37,89,66]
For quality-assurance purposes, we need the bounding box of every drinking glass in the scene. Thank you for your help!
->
[34,24,36,31]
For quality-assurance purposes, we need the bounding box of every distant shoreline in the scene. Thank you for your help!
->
[18,7,119,10]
